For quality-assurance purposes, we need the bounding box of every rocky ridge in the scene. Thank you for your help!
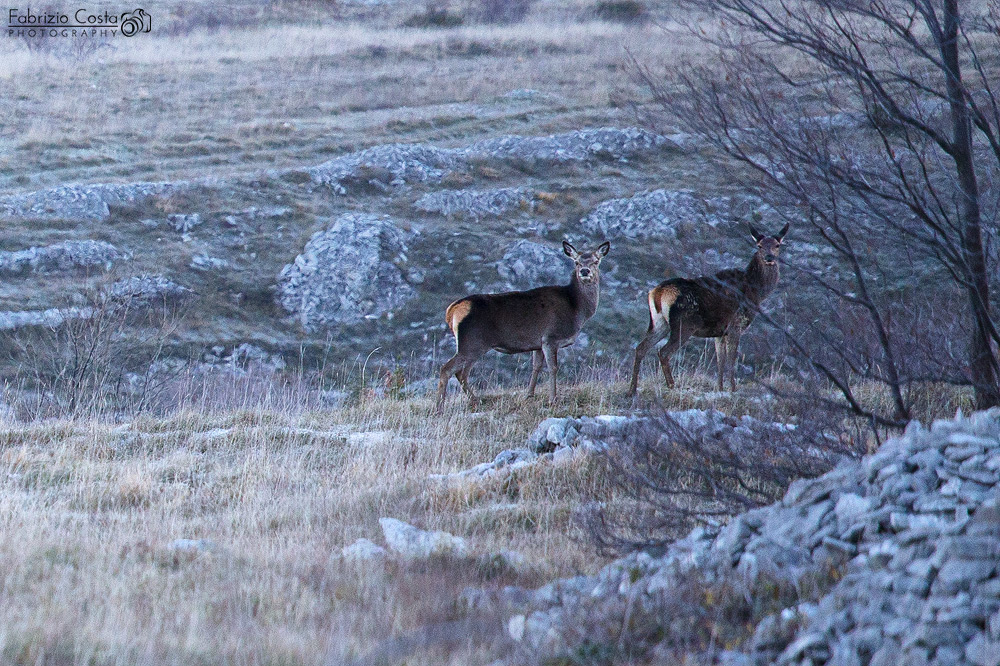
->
[504,408,1000,666]
[305,127,670,192]
[0,240,125,276]
[0,182,185,222]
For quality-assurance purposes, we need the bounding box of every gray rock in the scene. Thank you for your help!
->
[378,517,468,560]
[305,127,668,193]
[0,240,125,275]
[579,189,722,240]
[277,214,415,331]
[967,634,1000,666]
[415,187,533,219]
[107,275,191,308]
[168,213,202,233]
[0,181,185,221]
[341,538,387,562]
[496,240,571,290]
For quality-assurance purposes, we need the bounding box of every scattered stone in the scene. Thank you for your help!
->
[414,187,534,219]
[276,214,415,331]
[167,213,202,233]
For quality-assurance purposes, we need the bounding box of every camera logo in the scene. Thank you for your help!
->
[119,8,149,36]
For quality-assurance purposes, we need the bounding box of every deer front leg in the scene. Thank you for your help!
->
[527,349,545,397]
[541,340,559,404]
[714,336,728,391]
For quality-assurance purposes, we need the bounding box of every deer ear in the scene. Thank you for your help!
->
[776,222,790,242]
[597,241,610,257]
[749,224,764,243]
[562,241,579,258]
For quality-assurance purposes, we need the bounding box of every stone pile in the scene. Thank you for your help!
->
[0,240,125,276]
[506,408,1000,666]
[276,213,416,331]
[414,187,533,219]
[0,181,184,221]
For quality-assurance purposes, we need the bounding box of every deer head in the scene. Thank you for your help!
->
[563,240,611,284]
[749,222,789,266]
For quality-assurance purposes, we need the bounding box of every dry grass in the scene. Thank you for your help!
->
[0,375,626,665]
[0,355,973,664]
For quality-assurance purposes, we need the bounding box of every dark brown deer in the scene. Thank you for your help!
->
[436,241,610,412]
[627,223,788,396]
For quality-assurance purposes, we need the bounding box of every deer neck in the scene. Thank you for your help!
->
[570,272,600,320]
[743,253,780,303]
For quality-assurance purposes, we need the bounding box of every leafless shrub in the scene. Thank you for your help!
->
[10,281,183,420]
[582,405,858,555]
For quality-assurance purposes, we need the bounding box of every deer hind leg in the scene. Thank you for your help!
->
[726,329,742,392]
[527,349,545,397]
[436,337,486,412]
[541,340,559,404]
[628,315,670,397]
[715,336,728,391]
[657,318,692,389]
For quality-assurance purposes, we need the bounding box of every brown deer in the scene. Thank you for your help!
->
[436,240,610,412]
[627,223,788,396]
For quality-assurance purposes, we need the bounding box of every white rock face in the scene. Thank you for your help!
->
[378,517,469,560]
[276,214,415,331]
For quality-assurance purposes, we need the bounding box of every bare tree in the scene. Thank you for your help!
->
[636,0,1000,418]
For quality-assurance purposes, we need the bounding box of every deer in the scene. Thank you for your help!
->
[436,240,611,413]
[627,223,788,397]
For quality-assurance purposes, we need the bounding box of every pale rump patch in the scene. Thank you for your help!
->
[649,284,679,327]
[446,299,472,335]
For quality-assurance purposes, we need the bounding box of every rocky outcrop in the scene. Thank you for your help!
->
[0,182,185,221]
[107,275,192,308]
[507,408,1000,666]
[276,214,415,331]
[414,187,533,219]
[0,240,125,276]
[579,189,725,240]
[304,127,670,193]
[496,240,570,291]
